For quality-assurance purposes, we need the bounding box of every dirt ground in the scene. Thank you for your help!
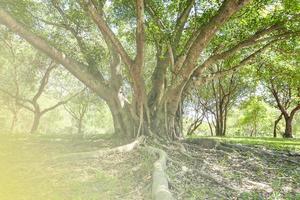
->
[0,134,153,200]
[166,139,300,200]
[1,134,300,200]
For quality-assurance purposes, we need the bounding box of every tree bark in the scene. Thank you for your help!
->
[273,114,282,138]
[283,116,293,138]
[78,116,83,135]
[30,112,41,134]
[10,110,18,132]
[106,94,137,138]
[207,117,214,137]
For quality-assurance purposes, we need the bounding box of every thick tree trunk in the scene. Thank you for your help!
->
[215,114,226,137]
[106,93,137,138]
[283,117,293,138]
[149,90,183,140]
[165,102,183,140]
[30,112,41,134]
[150,106,178,140]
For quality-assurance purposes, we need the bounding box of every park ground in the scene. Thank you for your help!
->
[0,134,300,200]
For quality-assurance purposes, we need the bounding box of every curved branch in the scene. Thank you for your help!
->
[41,89,84,115]
[198,40,277,85]
[0,88,34,111]
[32,61,56,103]
[0,9,111,100]
[270,82,289,118]
[193,25,288,78]
[290,104,300,119]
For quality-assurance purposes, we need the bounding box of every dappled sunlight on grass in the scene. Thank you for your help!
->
[0,134,152,200]
[189,136,300,151]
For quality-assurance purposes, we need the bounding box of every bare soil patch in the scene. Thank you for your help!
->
[0,134,153,200]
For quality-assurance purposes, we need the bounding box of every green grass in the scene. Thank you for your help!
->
[0,134,153,200]
[189,135,300,152]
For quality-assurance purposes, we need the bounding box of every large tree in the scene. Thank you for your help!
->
[0,0,299,139]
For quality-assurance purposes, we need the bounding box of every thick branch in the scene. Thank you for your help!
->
[178,0,251,82]
[135,0,145,68]
[80,0,133,67]
[173,0,195,48]
[51,1,99,70]
[0,9,111,100]
[193,24,283,77]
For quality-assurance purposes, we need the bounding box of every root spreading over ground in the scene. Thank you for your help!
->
[167,138,300,199]
[0,135,299,200]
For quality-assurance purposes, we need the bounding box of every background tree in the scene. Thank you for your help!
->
[210,67,241,136]
[185,64,246,136]
[238,97,268,137]
[256,46,300,138]
[0,35,82,133]
[64,89,95,135]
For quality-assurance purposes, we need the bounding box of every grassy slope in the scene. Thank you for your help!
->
[189,136,300,152]
[168,136,300,199]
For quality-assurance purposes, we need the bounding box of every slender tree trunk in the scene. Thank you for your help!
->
[222,106,229,136]
[176,99,184,136]
[254,122,257,137]
[273,114,282,138]
[78,116,83,135]
[208,120,214,136]
[283,116,293,138]
[30,112,41,134]
[186,117,203,136]
[10,110,18,132]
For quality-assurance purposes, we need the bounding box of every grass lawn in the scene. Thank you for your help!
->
[188,135,300,152]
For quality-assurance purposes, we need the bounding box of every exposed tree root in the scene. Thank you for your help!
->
[183,138,219,149]
[53,136,145,161]
[146,146,174,200]
[52,136,175,199]
[178,141,234,161]
[197,170,240,193]
[173,142,195,158]
[220,143,300,164]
